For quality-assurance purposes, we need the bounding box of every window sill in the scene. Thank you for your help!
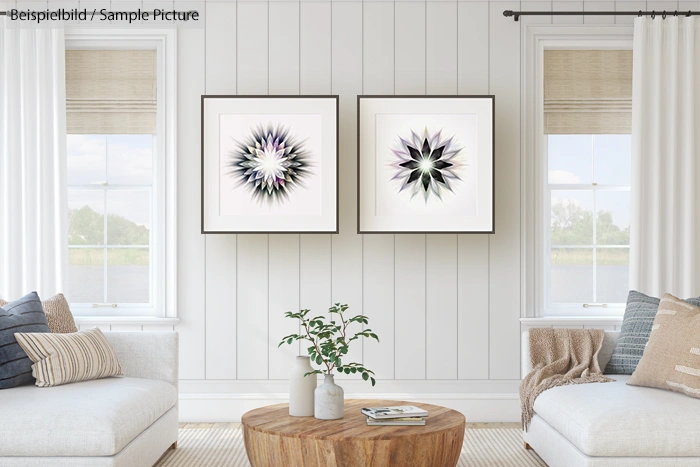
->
[520,316,622,327]
[74,316,180,326]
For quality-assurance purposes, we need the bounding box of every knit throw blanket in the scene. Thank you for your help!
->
[520,328,615,431]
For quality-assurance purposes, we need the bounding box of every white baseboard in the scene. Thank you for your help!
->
[179,392,521,423]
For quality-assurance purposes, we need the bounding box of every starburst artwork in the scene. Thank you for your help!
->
[390,128,464,202]
[358,96,494,233]
[225,124,313,205]
[201,96,338,233]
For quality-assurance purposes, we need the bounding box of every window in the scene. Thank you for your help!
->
[65,31,176,318]
[546,134,631,312]
[67,134,154,310]
[522,32,634,317]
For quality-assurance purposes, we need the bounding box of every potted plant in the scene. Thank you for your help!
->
[279,303,380,420]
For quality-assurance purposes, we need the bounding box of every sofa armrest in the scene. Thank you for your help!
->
[103,332,179,390]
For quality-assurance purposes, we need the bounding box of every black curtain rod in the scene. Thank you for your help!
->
[504,9,700,21]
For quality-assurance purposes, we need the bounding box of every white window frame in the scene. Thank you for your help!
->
[65,29,177,320]
[521,25,633,319]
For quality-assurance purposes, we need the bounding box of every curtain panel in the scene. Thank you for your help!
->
[630,17,700,297]
[0,25,68,300]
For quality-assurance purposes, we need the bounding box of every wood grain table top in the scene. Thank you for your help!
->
[241,399,466,441]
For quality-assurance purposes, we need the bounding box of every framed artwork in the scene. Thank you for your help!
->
[201,95,339,233]
[357,95,495,234]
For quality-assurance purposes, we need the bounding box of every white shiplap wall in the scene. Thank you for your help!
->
[81,0,693,422]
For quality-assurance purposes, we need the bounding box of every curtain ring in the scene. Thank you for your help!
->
[651,10,656,19]
[674,10,678,17]
[638,10,643,17]
[687,10,692,17]
[662,11,667,19]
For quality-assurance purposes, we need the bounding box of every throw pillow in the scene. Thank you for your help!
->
[1,294,77,334]
[40,294,78,333]
[628,293,700,398]
[15,327,123,387]
[0,292,51,389]
[604,290,700,374]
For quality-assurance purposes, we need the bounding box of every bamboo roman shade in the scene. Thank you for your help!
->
[66,50,156,134]
[544,50,632,134]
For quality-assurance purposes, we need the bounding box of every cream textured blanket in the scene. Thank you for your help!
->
[520,328,614,431]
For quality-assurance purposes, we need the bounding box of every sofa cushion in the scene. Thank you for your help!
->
[533,375,700,457]
[0,292,51,389]
[0,377,177,456]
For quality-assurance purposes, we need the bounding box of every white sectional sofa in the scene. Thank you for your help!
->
[522,331,700,467]
[0,332,179,467]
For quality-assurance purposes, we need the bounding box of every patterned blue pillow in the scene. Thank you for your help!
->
[605,290,700,374]
[0,292,50,389]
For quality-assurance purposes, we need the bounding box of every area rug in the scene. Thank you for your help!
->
[155,425,546,466]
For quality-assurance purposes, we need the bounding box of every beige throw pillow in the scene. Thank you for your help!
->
[14,327,123,387]
[628,293,700,398]
[0,293,77,333]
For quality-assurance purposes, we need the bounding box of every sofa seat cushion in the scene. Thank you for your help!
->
[0,377,177,457]
[534,375,700,457]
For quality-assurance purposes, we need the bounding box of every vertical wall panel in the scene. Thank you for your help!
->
[299,2,333,363]
[205,1,238,381]
[615,1,647,25]
[176,11,206,380]
[426,235,458,379]
[425,2,458,380]
[236,235,269,379]
[457,1,490,381]
[331,1,364,379]
[426,1,458,95]
[390,2,428,381]
[584,1,614,24]
[237,2,269,95]
[269,1,300,94]
[362,2,395,94]
[236,2,271,380]
[395,2,426,94]
[268,236,301,379]
[520,1,553,25]
[488,1,521,380]
[267,2,302,380]
[300,2,332,94]
[552,1,583,24]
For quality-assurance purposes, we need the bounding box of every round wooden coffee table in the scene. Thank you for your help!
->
[241,399,465,467]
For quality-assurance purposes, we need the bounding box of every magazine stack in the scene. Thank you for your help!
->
[361,406,428,426]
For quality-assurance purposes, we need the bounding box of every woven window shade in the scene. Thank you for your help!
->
[66,50,156,134]
[544,50,632,134]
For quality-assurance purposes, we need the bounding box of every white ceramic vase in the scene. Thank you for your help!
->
[314,374,344,420]
[289,356,316,417]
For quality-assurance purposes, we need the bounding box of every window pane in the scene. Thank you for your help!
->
[594,135,631,186]
[107,135,154,185]
[107,248,149,304]
[67,135,106,185]
[106,191,150,245]
[68,190,104,245]
[551,190,594,245]
[551,248,593,303]
[596,248,629,304]
[68,248,104,303]
[596,191,630,246]
[548,135,592,184]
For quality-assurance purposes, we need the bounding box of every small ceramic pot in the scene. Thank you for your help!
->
[314,374,344,420]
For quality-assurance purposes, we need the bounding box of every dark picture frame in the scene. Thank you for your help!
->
[201,95,339,234]
[357,95,495,234]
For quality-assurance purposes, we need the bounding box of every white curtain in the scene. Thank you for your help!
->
[0,25,68,300]
[630,17,700,297]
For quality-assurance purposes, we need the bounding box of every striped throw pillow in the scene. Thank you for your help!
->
[1,294,77,334]
[0,292,51,389]
[629,294,700,399]
[15,327,123,387]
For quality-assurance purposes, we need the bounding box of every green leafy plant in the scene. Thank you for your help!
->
[278,303,380,386]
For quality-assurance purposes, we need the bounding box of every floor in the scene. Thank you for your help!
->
[179,422,522,429]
